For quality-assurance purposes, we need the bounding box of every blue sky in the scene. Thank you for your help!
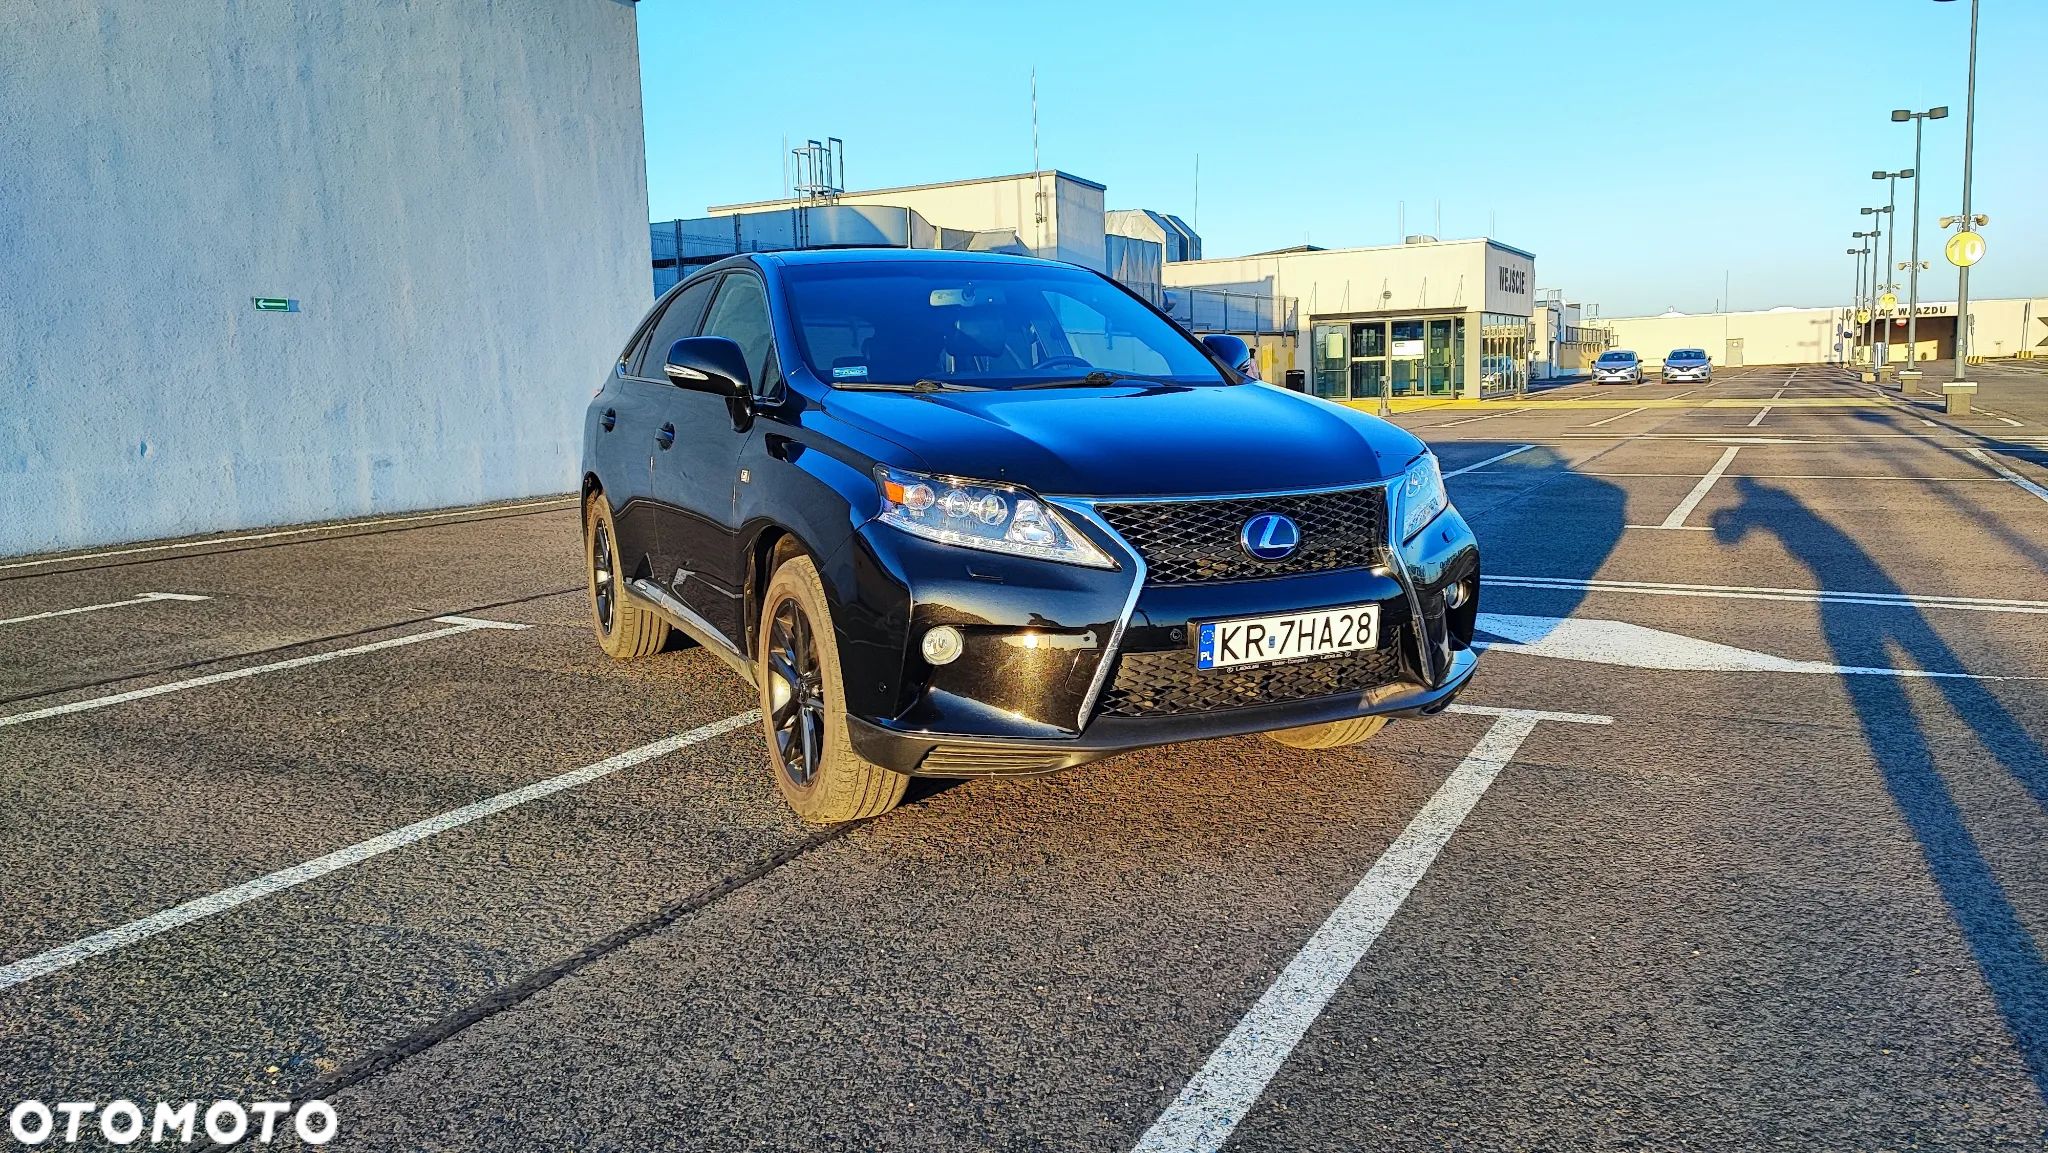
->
[638,0,2045,318]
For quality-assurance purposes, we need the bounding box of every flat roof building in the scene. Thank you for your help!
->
[1601,296,2047,367]
[1163,238,1539,400]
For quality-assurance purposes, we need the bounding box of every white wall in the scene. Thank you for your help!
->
[0,0,649,556]
[1162,241,1504,332]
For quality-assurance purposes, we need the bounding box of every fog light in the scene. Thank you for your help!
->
[1443,580,1472,609]
[921,625,964,665]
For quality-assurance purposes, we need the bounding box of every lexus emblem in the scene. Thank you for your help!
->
[1240,513,1301,561]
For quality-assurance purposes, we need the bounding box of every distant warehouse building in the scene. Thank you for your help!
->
[654,169,1302,378]
[2,1,651,555]
[1601,296,2046,367]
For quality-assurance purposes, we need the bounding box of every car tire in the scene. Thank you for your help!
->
[1264,714,1390,749]
[585,493,670,660]
[756,554,908,824]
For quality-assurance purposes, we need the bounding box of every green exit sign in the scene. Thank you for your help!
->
[252,297,299,313]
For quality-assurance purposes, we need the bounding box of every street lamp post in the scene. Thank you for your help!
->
[1891,106,1947,391]
[1872,170,1908,378]
[1851,234,1875,366]
[1845,247,1864,366]
[1859,207,1888,370]
[1935,0,1979,380]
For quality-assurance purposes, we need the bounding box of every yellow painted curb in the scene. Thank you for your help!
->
[1348,396,1896,412]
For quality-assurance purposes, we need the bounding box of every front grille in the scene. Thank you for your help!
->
[1095,486,1387,584]
[1097,636,1407,719]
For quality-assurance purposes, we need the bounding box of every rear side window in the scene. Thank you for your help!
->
[632,275,717,377]
[699,273,777,390]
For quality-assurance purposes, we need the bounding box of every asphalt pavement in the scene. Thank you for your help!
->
[3,363,2046,1151]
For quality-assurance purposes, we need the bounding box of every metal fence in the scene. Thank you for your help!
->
[1162,287,1298,336]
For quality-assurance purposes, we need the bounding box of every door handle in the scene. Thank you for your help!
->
[656,423,676,450]
[600,408,616,432]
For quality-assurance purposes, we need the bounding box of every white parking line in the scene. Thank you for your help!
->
[1961,446,2048,505]
[0,592,209,628]
[1130,706,1610,1153]
[1584,407,1645,428]
[0,498,578,573]
[1747,407,1772,427]
[1483,574,2048,614]
[0,712,758,992]
[1442,445,1536,478]
[1438,409,1523,427]
[0,616,530,728]
[1637,446,1740,530]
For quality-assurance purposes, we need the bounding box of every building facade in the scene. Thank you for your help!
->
[2,0,651,556]
[1600,296,2046,368]
[1161,239,1538,400]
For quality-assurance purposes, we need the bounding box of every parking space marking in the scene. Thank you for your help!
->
[1747,407,1772,427]
[1584,407,1646,428]
[1130,706,1610,1153]
[0,592,209,628]
[1960,447,2048,505]
[0,498,578,573]
[1437,409,1524,428]
[1485,575,2048,614]
[1441,445,1536,478]
[1475,614,2032,679]
[0,616,530,729]
[1635,446,1739,530]
[0,711,758,992]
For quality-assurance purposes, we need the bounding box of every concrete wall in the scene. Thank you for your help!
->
[1601,298,2047,366]
[0,0,649,556]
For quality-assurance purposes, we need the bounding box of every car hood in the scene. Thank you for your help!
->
[1667,358,1707,366]
[820,381,1426,498]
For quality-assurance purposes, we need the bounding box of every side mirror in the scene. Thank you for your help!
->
[664,336,752,398]
[1201,334,1255,379]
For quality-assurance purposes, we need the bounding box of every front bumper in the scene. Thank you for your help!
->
[1593,371,1638,382]
[1663,369,1708,381]
[829,494,1482,777]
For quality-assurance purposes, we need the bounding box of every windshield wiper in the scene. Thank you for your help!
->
[1011,371,1168,390]
[835,378,986,393]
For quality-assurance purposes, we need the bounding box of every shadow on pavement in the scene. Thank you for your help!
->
[1712,474,2048,1098]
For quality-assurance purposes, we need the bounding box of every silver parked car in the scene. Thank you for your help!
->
[1592,350,1641,384]
[1662,348,1711,383]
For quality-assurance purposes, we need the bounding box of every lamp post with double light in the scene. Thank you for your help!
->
[1859,207,1889,370]
[1934,0,1979,380]
[1850,235,1875,366]
[1891,105,1947,390]
[1845,247,1866,366]
[1872,170,1910,377]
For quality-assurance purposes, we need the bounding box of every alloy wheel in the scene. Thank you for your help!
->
[766,597,826,788]
[592,522,616,631]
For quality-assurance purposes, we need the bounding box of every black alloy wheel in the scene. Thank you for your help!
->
[592,521,616,632]
[766,596,826,788]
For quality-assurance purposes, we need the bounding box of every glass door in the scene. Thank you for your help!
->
[1389,319,1425,396]
[1310,323,1349,398]
[1349,320,1388,398]
[1425,318,1454,395]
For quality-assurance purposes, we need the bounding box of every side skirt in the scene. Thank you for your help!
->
[625,578,757,687]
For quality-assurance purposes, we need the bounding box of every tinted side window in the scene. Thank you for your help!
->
[633,275,718,377]
[699,273,776,390]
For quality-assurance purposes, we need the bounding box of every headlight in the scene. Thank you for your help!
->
[875,466,1116,569]
[1396,453,1449,542]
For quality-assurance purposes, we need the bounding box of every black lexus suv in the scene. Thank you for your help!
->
[582,249,1479,822]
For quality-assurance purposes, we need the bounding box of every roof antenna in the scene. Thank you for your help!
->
[1030,68,1047,250]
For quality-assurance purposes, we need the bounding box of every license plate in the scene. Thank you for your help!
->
[1196,603,1380,670]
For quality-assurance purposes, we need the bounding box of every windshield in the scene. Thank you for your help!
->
[779,259,1227,389]
[1598,351,1635,363]
[1671,349,1705,360]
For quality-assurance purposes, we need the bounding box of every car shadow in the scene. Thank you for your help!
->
[1711,474,2048,1097]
